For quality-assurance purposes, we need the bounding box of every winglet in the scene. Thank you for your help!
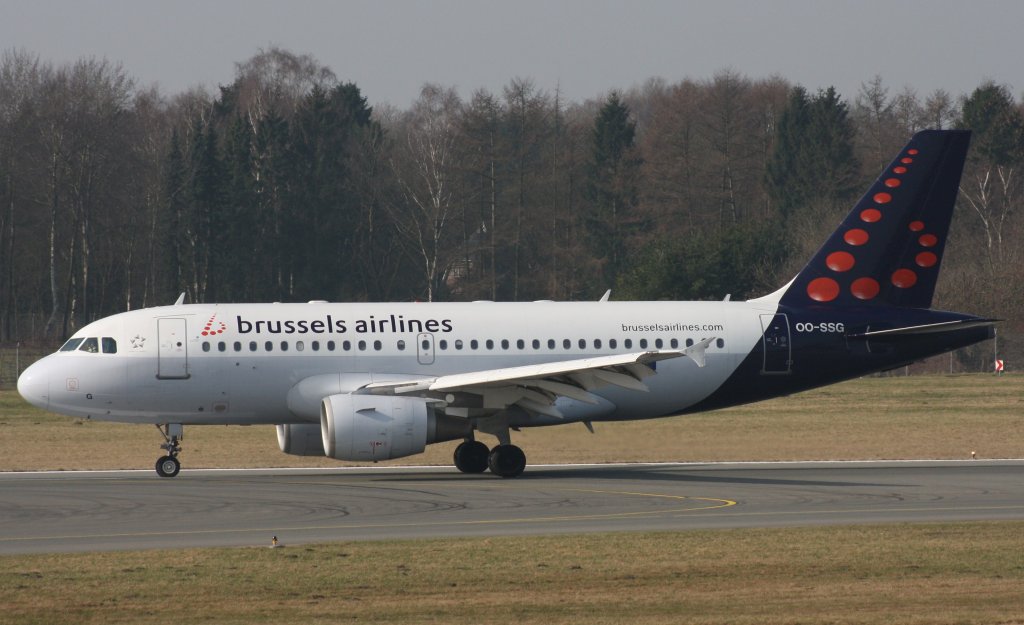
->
[599,289,611,302]
[683,337,716,368]
[173,292,186,306]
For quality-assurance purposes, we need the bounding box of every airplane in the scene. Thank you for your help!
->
[17,129,994,478]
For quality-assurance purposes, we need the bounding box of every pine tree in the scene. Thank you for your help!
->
[586,92,641,287]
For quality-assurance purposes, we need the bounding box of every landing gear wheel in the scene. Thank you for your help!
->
[487,444,527,478]
[155,455,181,478]
[454,440,490,473]
[155,424,183,478]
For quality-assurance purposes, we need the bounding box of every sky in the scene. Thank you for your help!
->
[2,0,1022,109]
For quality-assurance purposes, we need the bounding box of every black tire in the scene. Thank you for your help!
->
[453,441,490,473]
[487,444,526,478]
[155,455,181,478]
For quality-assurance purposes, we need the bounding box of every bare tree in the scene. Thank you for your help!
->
[387,84,465,301]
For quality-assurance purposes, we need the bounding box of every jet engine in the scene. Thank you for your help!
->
[276,423,326,456]
[320,393,471,461]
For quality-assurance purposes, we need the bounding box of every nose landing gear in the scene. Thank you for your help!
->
[155,423,183,478]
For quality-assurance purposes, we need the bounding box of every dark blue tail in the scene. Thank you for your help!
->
[779,130,971,309]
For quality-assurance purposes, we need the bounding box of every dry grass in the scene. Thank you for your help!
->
[2,522,1023,625]
[0,374,1021,472]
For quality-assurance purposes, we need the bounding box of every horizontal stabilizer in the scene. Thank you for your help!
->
[847,319,997,338]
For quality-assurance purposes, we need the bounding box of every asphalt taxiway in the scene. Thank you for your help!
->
[1,460,1022,554]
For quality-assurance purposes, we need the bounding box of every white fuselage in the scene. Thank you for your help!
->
[18,300,777,427]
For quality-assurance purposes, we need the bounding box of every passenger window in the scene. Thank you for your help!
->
[639,339,648,349]
[563,339,571,349]
[686,338,694,347]
[358,340,366,351]
[578,339,586,349]
[216,342,225,352]
[280,341,288,352]
[312,341,320,351]
[471,340,479,350]
[397,340,406,351]
[655,338,664,348]
[373,340,382,351]
[296,341,304,352]
[327,340,336,351]
[233,341,242,352]
[609,339,617,349]
[671,338,679,348]
[516,339,524,349]
[343,340,351,351]
[439,340,448,350]
[202,342,211,352]
[486,339,494,350]
[716,338,725,348]
[60,338,84,352]
[532,339,540,349]
[624,339,633,349]
[594,339,602,349]
[455,340,464,350]
[501,339,509,350]
[265,341,273,351]
[101,337,117,354]
[548,339,555,349]
[79,338,100,353]
[249,341,257,352]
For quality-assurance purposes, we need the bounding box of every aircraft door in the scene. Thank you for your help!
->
[157,318,190,379]
[759,313,791,374]
[416,333,435,365]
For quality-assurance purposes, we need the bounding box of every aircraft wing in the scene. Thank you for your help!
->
[363,337,715,418]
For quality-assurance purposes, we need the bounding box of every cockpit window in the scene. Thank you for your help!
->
[79,338,100,353]
[60,338,84,352]
[102,337,117,354]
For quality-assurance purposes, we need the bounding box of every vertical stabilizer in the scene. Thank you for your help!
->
[779,130,971,309]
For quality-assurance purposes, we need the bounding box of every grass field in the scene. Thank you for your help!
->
[2,523,1023,625]
[0,374,1021,471]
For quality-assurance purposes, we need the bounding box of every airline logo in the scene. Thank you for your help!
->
[201,315,227,337]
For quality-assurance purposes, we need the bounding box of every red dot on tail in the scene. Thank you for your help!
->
[908,149,919,155]
[916,252,938,267]
[901,157,913,164]
[873,192,892,204]
[201,331,208,336]
[826,251,855,272]
[861,208,882,223]
[893,166,907,174]
[891,268,918,288]
[908,221,924,232]
[844,229,869,246]
[919,234,938,247]
[807,277,840,302]
[884,178,901,188]
[850,277,880,300]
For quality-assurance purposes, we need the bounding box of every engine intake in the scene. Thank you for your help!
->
[320,393,470,461]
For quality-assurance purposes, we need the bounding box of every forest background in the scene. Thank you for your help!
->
[0,47,1020,372]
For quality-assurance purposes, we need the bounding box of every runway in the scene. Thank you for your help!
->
[2,460,1023,554]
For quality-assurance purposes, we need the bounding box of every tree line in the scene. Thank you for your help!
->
[1,47,1021,370]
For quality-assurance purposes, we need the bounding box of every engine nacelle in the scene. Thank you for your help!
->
[320,393,470,461]
[276,423,326,456]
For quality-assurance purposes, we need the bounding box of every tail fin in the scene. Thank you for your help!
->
[778,130,971,309]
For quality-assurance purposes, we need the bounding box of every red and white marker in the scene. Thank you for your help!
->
[995,359,1004,373]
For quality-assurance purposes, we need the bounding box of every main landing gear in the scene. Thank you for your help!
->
[453,438,527,478]
[155,423,183,478]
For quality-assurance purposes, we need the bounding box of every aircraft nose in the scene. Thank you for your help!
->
[17,360,50,411]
